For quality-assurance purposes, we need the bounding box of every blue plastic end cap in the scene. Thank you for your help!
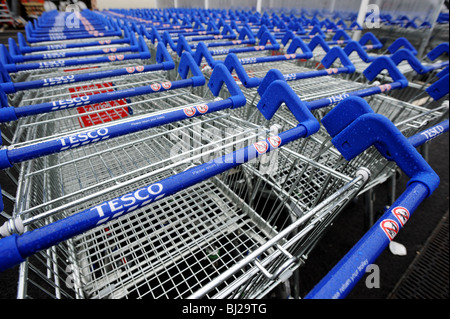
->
[178,52,206,86]
[0,82,16,95]
[162,60,176,70]
[407,171,440,198]
[0,148,12,169]
[0,107,18,123]
[363,56,408,88]
[0,234,25,272]
[426,73,449,101]
[321,96,374,138]
[257,69,285,98]
[208,63,246,108]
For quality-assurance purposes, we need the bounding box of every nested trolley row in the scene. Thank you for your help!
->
[0,7,448,300]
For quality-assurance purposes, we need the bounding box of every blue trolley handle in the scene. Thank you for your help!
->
[0,51,199,123]
[16,29,133,54]
[255,56,409,112]
[427,43,449,62]
[0,42,174,96]
[387,37,418,56]
[8,33,140,63]
[0,61,245,169]
[2,36,151,73]
[305,96,442,299]
[390,48,449,75]
[0,77,320,273]
[223,46,353,88]
[197,36,313,69]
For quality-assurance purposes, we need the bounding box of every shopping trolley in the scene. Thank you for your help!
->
[304,97,447,299]
[24,12,123,44]
[6,28,142,64]
[15,26,135,55]
[0,42,179,149]
[222,54,448,215]
[0,51,205,149]
[0,63,322,299]
[0,40,174,111]
[164,29,281,67]
[387,43,449,105]
[0,7,447,300]
[0,34,151,78]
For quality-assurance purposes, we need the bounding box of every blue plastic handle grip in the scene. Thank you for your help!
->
[306,81,404,110]
[407,120,449,148]
[26,30,123,43]
[387,37,418,55]
[0,52,202,122]
[427,43,449,62]
[304,97,442,299]
[1,42,174,95]
[25,26,123,43]
[344,41,375,63]
[5,36,151,73]
[320,46,355,72]
[358,32,383,49]
[321,96,439,196]
[255,71,320,137]
[2,63,163,95]
[0,63,242,167]
[10,39,139,63]
[390,48,433,74]
[11,78,192,118]
[209,44,280,57]
[426,73,449,101]
[17,31,132,53]
[0,98,234,170]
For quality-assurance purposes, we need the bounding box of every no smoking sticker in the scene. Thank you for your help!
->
[183,106,196,117]
[268,136,281,148]
[392,207,410,226]
[254,141,268,154]
[380,219,399,241]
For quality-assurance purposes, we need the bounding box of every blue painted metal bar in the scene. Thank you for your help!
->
[0,43,174,95]
[16,31,133,54]
[0,37,151,74]
[0,52,202,123]
[408,120,449,148]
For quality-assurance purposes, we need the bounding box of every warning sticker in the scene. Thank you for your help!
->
[268,136,281,148]
[161,81,172,90]
[380,219,399,241]
[253,141,269,154]
[151,83,161,91]
[196,104,208,114]
[392,206,410,226]
[183,106,196,117]
[69,82,131,128]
